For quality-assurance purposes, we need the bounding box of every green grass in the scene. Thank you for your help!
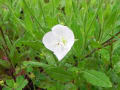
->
[0,0,120,89]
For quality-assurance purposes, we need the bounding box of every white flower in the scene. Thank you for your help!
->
[42,24,75,61]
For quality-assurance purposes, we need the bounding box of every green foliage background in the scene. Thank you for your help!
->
[0,0,120,89]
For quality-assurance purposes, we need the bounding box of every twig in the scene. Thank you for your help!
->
[81,31,120,60]
[102,31,120,45]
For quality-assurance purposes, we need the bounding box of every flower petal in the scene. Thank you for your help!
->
[53,47,70,61]
[52,24,75,49]
[42,31,59,51]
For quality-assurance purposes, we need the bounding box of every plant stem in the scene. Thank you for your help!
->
[0,28,15,80]
[81,31,120,60]
[2,44,16,80]
[1,45,14,69]
[0,27,10,52]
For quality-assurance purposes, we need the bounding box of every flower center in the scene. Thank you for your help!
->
[56,37,67,47]
[62,37,67,45]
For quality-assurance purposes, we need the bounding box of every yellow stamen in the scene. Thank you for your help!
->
[62,37,67,45]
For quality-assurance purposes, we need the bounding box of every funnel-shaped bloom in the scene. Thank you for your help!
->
[42,24,75,61]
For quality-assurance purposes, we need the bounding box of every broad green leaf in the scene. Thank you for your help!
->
[20,41,43,51]
[33,70,51,88]
[45,52,56,65]
[16,76,28,90]
[46,67,74,82]
[47,82,64,90]
[83,70,112,87]
[23,61,50,68]
[2,87,11,90]
[6,79,15,87]
[65,83,77,90]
